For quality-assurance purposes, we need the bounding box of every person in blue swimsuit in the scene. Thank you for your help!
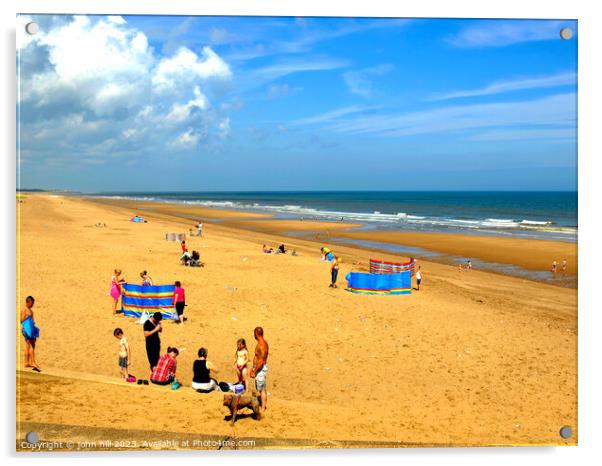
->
[21,296,41,372]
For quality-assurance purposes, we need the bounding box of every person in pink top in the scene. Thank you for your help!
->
[173,281,186,324]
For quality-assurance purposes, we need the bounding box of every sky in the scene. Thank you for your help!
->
[16,15,577,192]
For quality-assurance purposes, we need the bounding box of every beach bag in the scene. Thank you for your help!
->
[218,381,231,392]
[137,312,151,325]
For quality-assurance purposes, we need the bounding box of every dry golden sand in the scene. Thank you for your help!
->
[16,194,577,449]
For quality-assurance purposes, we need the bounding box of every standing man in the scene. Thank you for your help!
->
[197,223,203,238]
[250,327,269,416]
[143,312,163,370]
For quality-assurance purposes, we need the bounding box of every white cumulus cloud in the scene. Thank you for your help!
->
[17,15,235,165]
[152,46,232,93]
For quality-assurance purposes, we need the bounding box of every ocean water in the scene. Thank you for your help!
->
[92,191,577,242]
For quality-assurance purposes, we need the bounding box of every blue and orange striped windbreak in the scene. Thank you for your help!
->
[121,284,177,320]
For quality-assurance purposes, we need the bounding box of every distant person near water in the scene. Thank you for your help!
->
[250,327,269,415]
[415,266,422,291]
[150,347,179,385]
[110,269,126,314]
[552,260,557,273]
[192,347,220,393]
[113,328,131,381]
[562,259,567,273]
[173,281,186,324]
[197,223,203,237]
[140,270,153,286]
[21,296,41,372]
[143,312,163,370]
[329,255,341,288]
[466,260,472,271]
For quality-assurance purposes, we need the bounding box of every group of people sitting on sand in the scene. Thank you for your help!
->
[262,243,297,256]
[112,316,270,415]
[180,240,203,267]
[458,259,472,272]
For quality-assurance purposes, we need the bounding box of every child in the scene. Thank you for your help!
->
[113,328,131,380]
[234,338,249,390]
[140,270,153,286]
[173,281,186,324]
[180,241,191,264]
[110,269,126,314]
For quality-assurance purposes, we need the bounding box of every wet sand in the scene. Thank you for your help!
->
[332,230,578,275]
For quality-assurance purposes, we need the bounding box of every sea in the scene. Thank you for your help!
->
[91,191,577,242]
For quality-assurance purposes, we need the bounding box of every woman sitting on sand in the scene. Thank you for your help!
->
[192,347,220,393]
[189,250,203,267]
[140,270,153,286]
[262,244,273,254]
[150,347,179,385]
[110,269,126,314]
[277,244,287,254]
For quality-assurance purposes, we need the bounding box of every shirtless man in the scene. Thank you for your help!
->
[249,326,269,415]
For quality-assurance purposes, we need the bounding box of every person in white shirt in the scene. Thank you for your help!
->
[415,266,422,291]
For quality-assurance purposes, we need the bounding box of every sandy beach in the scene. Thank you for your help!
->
[16,194,577,449]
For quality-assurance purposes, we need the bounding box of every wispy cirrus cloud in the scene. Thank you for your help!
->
[446,20,573,48]
[250,57,349,83]
[227,18,410,62]
[343,64,394,97]
[293,93,576,139]
[467,128,576,142]
[291,105,381,126]
[429,71,576,101]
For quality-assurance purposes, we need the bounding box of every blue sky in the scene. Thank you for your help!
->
[17,15,577,191]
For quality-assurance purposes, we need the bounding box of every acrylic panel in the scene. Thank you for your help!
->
[16,14,578,451]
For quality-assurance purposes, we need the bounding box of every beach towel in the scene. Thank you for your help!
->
[21,316,40,340]
[121,284,178,320]
[346,271,411,295]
